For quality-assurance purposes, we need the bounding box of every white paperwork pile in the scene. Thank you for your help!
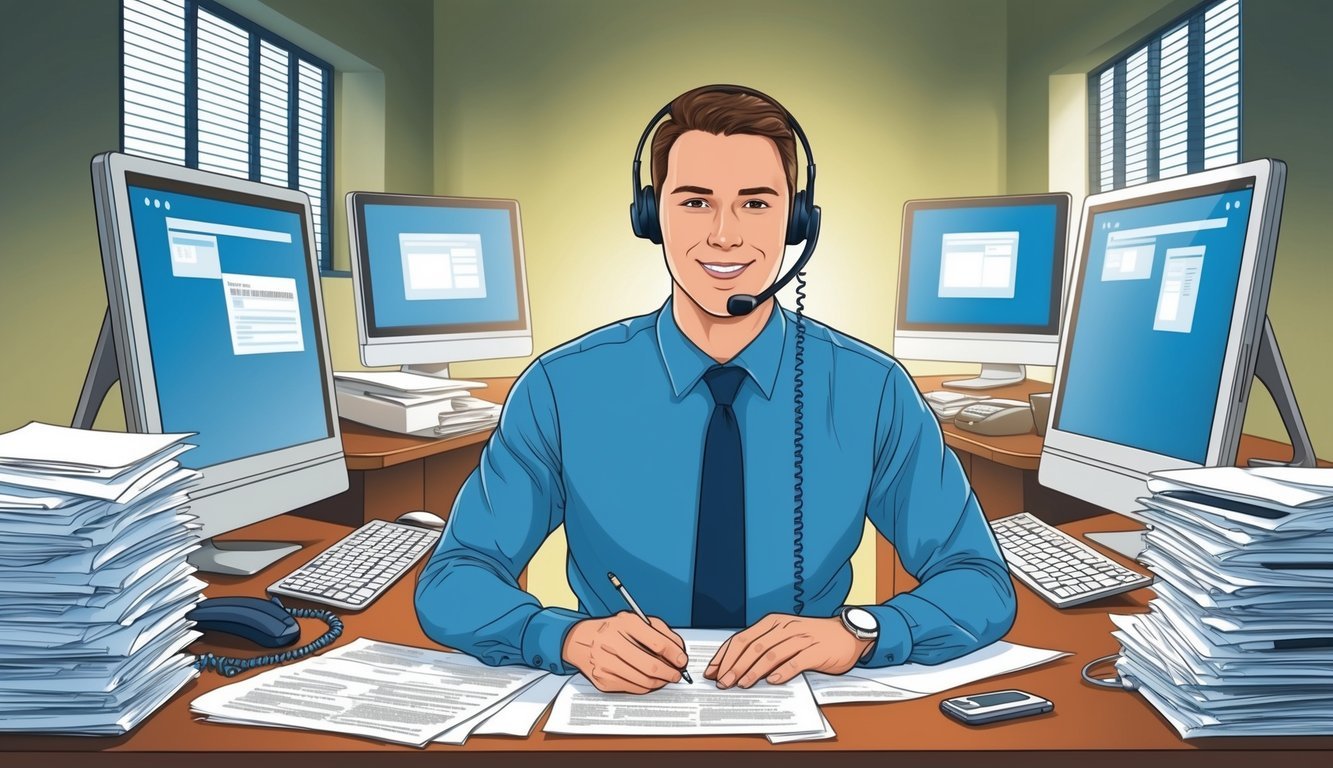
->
[1112,466,1333,738]
[0,422,204,736]
[333,370,500,437]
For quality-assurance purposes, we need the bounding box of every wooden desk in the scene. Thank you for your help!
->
[4,513,1330,765]
[310,378,515,525]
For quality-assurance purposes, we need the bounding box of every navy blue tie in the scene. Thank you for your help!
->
[692,365,748,628]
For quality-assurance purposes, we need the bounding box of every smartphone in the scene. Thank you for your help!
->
[940,689,1053,725]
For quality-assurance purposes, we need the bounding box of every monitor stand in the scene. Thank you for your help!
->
[188,540,303,576]
[401,362,453,379]
[75,309,305,577]
[943,363,1027,390]
[1247,316,1315,468]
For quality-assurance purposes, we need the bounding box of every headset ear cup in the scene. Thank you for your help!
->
[786,190,810,245]
[634,186,662,245]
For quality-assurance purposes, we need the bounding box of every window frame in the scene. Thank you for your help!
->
[119,0,340,275]
[1088,0,1242,194]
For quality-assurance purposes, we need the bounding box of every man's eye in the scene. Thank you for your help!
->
[742,200,769,209]
[682,199,709,209]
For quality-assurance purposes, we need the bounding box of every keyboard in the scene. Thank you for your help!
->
[268,519,441,611]
[989,512,1153,608]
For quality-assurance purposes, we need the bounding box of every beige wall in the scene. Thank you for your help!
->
[433,0,1011,608]
[1007,0,1333,459]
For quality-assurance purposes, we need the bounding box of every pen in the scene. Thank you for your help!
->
[607,572,693,684]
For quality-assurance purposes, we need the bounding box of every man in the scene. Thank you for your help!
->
[415,85,1015,694]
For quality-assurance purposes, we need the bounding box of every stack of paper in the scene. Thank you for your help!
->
[0,422,204,736]
[191,638,554,747]
[1112,466,1333,737]
[333,371,499,437]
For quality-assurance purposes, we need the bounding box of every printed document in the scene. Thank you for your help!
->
[543,629,824,737]
[191,638,545,747]
[805,641,1070,705]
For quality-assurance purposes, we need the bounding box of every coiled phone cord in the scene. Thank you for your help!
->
[792,271,808,616]
[194,607,344,678]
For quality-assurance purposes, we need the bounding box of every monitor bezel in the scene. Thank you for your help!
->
[895,192,1073,339]
[347,192,532,347]
[90,152,346,537]
[1040,159,1284,511]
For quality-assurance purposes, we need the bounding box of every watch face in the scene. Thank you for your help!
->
[845,607,878,633]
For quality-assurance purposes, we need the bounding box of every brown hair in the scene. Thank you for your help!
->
[650,86,798,203]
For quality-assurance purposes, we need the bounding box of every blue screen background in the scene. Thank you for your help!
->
[362,204,520,329]
[1055,187,1254,463]
[904,204,1060,328]
[128,184,332,469]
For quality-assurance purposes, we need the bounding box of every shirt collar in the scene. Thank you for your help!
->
[655,296,787,400]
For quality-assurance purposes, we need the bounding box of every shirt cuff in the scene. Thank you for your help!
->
[520,607,586,674]
[856,602,914,669]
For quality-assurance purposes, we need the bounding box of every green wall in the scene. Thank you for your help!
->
[0,1,122,433]
[1006,0,1333,459]
[0,0,433,435]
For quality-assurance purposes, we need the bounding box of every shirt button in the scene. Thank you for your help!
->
[549,663,558,672]
[534,655,543,666]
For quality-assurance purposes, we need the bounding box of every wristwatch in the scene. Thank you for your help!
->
[838,605,879,643]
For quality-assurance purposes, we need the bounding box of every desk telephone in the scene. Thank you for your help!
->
[187,597,342,677]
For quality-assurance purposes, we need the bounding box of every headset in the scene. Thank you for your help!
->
[629,85,818,614]
[629,84,822,318]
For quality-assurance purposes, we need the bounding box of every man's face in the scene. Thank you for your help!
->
[660,130,790,317]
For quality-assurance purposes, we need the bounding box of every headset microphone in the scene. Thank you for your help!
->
[726,206,821,316]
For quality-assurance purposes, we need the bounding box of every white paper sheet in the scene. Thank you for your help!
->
[191,638,545,747]
[805,641,1070,705]
[0,422,191,476]
[471,672,569,737]
[765,711,836,744]
[543,629,824,737]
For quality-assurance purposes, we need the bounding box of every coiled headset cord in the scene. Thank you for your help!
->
[792,271,807,616]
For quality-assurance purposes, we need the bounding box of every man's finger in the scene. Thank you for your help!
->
[591,665,656,695]
[607,639,682,685]
[764,647,826,686]
[622,618,689,669]
[647,616,687,655]
[713,620,782,687]
[704,637,733,679]
[731,634,810,689]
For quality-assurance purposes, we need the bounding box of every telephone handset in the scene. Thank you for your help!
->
[187,596,343,677]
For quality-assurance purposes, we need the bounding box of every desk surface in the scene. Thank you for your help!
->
[5,514,1332,765]
[340,377,514,471]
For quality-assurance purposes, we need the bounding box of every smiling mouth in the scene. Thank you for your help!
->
[698,260,753,280]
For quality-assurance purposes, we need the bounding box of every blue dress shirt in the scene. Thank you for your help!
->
[415,299,1016,675]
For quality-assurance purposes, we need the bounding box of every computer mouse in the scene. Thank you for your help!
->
[187,596,300,648]
[396,510,446,530]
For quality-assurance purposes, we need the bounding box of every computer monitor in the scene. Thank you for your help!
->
[346,193,532,378]
[1040,158,1313,517]
[77,152,347,575]
[895,193,1072,389]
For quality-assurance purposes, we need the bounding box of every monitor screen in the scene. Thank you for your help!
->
[1053,179,1256,464]
[125,173,334,469]
[354,196,527,337]
[898,197,1067,335]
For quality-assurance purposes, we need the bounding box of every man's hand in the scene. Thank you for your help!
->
[704,614,874,688]
[562,612,689,694]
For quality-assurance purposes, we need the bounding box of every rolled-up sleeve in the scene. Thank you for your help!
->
[414,360,586,674]
[858,363,1017,668]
